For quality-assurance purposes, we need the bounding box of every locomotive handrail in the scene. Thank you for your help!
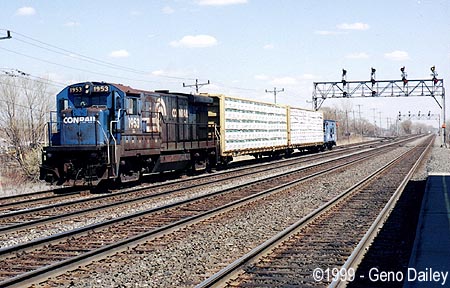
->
[43,122,48,147]
[109,120,118,176]
[95,120,110,164]
[109,107,123,177]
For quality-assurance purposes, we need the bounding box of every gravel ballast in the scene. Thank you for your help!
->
[43,144,429,287]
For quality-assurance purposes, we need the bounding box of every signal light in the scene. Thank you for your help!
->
[430,66,438,84]
[342,69,347,86]
[400,66,407,86]
[370,67,376,86]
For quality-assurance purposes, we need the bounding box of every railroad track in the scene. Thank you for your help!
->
[197,136,432,287]
[0,137,409,239]
[0,137,398,213]
[0,186,90,211]
[0,137,415,287]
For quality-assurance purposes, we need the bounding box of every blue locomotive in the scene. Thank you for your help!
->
[40,82,217,185]
[40,82,337,186]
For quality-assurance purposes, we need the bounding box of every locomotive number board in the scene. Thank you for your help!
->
[69,84,110,94]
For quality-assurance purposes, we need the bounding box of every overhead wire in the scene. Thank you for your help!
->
[0,47,172,85]
[9,30,196,81]
[1,29,264,94]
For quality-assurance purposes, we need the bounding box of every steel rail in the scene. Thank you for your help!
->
[0,139,409,287]
[0,143,359,215]
[328,136,434,288]
[0,138,403,234]
[0,136,416,213]
[0,142,391,248]
[0,187,86,208]
[196,136,432,287]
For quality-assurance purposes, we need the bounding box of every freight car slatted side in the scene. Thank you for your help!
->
[206,93,327,158]
[222,96,288,154]
[289,107,324,147]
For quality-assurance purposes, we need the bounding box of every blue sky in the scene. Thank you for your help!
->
[1,0,449,129]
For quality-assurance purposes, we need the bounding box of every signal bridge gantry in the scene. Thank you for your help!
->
[312,67,446,146]
[397,112,440,122]
[312,78,445,110]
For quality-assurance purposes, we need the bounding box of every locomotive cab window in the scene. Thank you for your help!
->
[59,99,69,110]
[73,95,107,108]
[127,97,139,115]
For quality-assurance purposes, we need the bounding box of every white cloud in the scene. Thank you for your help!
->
[337,22,370,30]
[263,43,274,50]
[109,49,130,58]
[64,21,80,27]
[162,6,175,14]
[384,50,410,61]
[170,35,218,48]
[346,52,369,59]
[299,74,316,80]
[254,74,269,81]
[271,77,298,86]
[152,70,165,76]
[196,0,247,6]
[151,68,199,79]
[16,6,36,16]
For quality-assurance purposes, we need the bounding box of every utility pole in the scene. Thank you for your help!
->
[378,111,382,136]
[346,110,350,143]
[356,104,363,140]
[0,30,12,40]
[183,79,210,94]
[265,87,284,104]
[371,108,377,136]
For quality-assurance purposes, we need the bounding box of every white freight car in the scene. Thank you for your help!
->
[207,94,287,157]
[288,107,324,149]
[205,93,326,162]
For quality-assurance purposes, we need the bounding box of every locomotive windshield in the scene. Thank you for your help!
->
[72,94,107,108]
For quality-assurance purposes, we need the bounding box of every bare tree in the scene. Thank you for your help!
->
[400,120,412,135]
[0,75,53,180]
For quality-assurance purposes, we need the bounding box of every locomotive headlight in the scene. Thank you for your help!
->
[46,153,53,158]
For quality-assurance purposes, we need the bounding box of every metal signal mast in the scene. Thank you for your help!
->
[312,66,446,145]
